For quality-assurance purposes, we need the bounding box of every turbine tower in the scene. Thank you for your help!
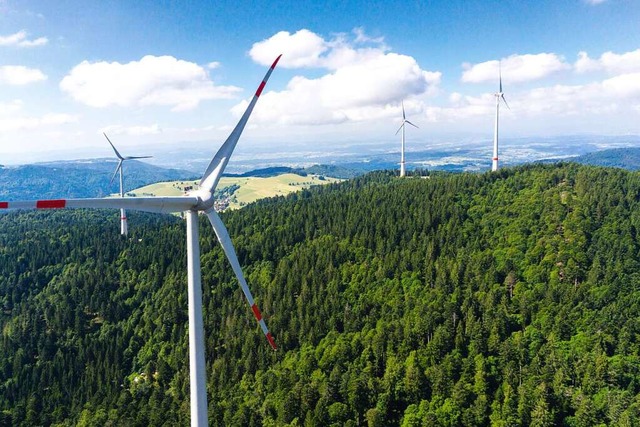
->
[104,133,152,236]
[1,54,282,427]
[395,101,418,177]
[492,63,510,172]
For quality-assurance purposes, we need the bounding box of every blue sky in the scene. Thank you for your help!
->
[1,0,639,164]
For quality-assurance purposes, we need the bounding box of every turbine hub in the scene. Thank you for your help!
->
[191,188,215,211]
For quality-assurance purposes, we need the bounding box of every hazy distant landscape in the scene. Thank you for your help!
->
[126,134,640,175]
[3,139,640,202]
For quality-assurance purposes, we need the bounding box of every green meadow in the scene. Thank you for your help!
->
[127,173,342,209]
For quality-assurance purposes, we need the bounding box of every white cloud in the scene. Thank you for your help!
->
[249,29,328,68]
[0,99,24,114]
[0,65,47,85]
[462,53,570,84]
[0,113,77,132]
[59,55,241,111]
[242,29,440,126]
[0,30,48,47]
[575,49,640,75]
[99,123,162,136]
[584,0,607,4]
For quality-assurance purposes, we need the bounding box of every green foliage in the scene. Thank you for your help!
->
[2,163,640,425]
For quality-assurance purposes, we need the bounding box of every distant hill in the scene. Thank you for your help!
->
[224,165,363,179]
[571,147,640,170]
[0,159,197,200]
[225,166,306,178]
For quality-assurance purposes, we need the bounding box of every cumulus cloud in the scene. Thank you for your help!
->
[462,53,570,84]
[575,49,640,74]
[60,55,241,111]
[0,30,48,47]
[99,123,162,136]
[0,99,24,114]
[0,65,47,85]
[0,113,77,132]
[242,29,440,126]
[249,29,328,68]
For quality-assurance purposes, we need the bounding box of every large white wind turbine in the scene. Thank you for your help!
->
[104,133,152,236]
[492,64,510,172]
[1,54,282,427]
[395,101,418,177]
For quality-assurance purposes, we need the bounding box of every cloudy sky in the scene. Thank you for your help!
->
[1,0,639,164]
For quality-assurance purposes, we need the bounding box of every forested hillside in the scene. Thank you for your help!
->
[0,160,196,200]
[573,147,640,171]
[2,163,640,426]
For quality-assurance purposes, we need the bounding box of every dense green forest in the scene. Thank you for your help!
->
[1,163,640,426]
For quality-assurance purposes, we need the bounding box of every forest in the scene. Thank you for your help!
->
[1,162,640,426]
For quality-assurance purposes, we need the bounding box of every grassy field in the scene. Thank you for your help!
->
[127,173,342,209]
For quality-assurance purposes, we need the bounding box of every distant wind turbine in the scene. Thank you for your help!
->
[1,54,283,427]
[104,133,152,236]
[492,63,510,172]
[395,101,418,177]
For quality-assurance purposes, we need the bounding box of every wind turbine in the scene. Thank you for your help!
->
[1,54,282,427]
[395,101,418,177]
[492,63,510,172]
[104,133,152,236]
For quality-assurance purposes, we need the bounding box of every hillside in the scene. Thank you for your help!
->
[0,160,196,200]
[2,163,640,425]
[130,173,343,210]
[572,147,640,170]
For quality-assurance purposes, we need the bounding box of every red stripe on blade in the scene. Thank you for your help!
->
[36,200,66,209]
[266,332,277,350]
[492,157,499,161]
[271,54,282,69]
[0,202,7,209]
[251,304,262,321]
[255,81,266,97]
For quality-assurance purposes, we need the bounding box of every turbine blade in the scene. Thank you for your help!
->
[110,160,122,185]
[0,196,198,214]
[406,120,419,129]
[499,62,503,93]
[205,210,276,350]
[200,55,282,195]
[402,101,406,120]
[104,133,124,160]
[395,122,404,135]
[501,94,510,110]
[124,156,153,160]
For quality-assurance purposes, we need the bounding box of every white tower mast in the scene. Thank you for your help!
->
[492,63,509,172]
[104,133,152,236]
[396,101,418,177]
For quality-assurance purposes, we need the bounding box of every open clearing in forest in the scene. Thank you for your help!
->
[127,173,342,209]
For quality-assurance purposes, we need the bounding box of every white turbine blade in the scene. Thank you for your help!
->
[501,94,510,110]
[110,160,123,185]
[0,196,198,214]
[124,156,153,160]
[200,55,282,195]
[104,133,124,160]
[406,120,419,129]
[402,101,406,120]
[205,210,276,350]
[395,122,405,135]
[499,62,503,93]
